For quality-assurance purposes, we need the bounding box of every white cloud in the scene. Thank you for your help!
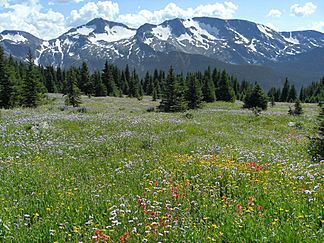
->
[68,1,119,27]
[117,1,238,28]
[51,0,83,3]
[49,0,83,4]
[267,9,282,18]
[0,0,8,7]
[0,0,67,40]
[290,2,317,17]
[0,0,239,39]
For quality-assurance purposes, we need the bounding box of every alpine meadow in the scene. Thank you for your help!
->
[0,0,323,242]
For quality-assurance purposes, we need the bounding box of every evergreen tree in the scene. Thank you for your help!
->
[143,71,153,95]
[155,78,162,98]
[232,77,240,99]
[299,86,305,102]
[268,87,276,99]
[80,62,93,96]
[159,66,187,112]
[275,88,281,102]
[102,61,118,96]
[293,99,303,115]
[44,66,57,93]
[288,84,297,102]
[120,71,128,95]
[212,68,219,88]
[6,57,21,107]
[65,69,81,107]
[280,78,290,102]
[216,70,235,102]
[0,46,12,109]
[243,83,268,110]
[202,67,216,102]
[56,67,64,92]
[187,74,203,109]
[302,77,324,103]
[128,70,140,98]
[21,50,41,108]
[124,64,130,90]
[93,71,107,97]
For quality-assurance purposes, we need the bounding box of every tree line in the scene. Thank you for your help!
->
[268,77,324,104]
[0,46,323,110]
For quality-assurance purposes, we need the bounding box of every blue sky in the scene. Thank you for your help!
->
[0,0,323,39]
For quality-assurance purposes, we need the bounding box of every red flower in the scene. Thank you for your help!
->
[236,204,243,213]
[256,166,264,171]
[119,232,130,243]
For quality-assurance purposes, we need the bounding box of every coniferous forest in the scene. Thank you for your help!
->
[0,46,323,111]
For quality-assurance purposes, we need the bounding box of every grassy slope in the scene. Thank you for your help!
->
[0,96,322,242]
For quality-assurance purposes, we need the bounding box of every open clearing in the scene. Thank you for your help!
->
[0,96,322,242]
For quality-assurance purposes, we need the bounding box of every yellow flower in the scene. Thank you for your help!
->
[212,224,218,229]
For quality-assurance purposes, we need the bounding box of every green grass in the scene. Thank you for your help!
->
[0,96,322,242]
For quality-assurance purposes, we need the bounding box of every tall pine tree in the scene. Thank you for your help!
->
[80,62,93,96]
[65,69,81,107]
[187,74,203,109]
[0,46,13,109]
[202,67,216,102]
[288,84,297,102]
[21,50,41,108]
[243,83,268,110]
[216,70,235,102]
[93,71,107,97]
[159,66,187,112]
[280,78,290,102]
[102,61,118,96]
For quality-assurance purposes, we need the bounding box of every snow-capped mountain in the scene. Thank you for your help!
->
[136,17,324,65]
[1,17,324,88]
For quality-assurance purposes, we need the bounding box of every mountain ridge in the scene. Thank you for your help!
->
[1,17,324,89]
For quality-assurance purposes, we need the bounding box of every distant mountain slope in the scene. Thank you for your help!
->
[1,17,324,89]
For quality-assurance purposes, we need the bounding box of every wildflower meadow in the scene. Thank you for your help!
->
[0,95,322,242]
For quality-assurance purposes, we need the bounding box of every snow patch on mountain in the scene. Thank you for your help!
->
[198,22,220,38]
[248,39,257,52]
[1,33,27,43]
[257,25,274,39]
[152,26,171,41]
[143,38,153,45]
[89,26,136,44]
[35,41,50,65]
[63,38,74,46]
[229,28,249,44]
[282,33,300,45]
[177,33,193,44]
[183,19,216,41]
[76,26,95,36]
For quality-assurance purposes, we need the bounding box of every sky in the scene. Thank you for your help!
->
[0,0,323,40]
